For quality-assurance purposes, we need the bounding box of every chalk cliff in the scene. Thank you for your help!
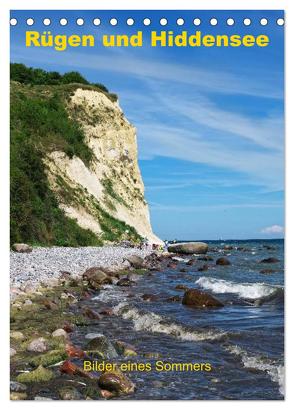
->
[45,88,161,244]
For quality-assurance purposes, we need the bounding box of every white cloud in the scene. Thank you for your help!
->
[261,225,284,234]
[12,46,283,99]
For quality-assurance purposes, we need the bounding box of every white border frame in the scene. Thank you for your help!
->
[1,1,293,408]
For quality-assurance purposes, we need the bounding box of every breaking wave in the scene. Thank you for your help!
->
[196,277,282,300]
[113,302,226,342]
[92,285,127,303]
[225,345,284,396]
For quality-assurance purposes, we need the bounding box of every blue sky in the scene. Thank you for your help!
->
[10,10,284,240]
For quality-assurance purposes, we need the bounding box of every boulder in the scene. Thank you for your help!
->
[10,392,27,400]
[168,242,208,255]
[141,293,158,301]
[12,243,33,253]
[98,369,135,395]
[216,257,231,266]
[16,365,54,383]
[82,267,112,289]
[10,331,25,340]
[182,289,224,308]
[27,337,48,353]
[126,255,145,269]
[83,307,101,320]
[52,328,68,338]
[115,340,137,357]
[10,381,27,392]
[59,386,82,400]
[10,347,17,357]
[86,335,118,359]
[117,278,134,287]
[166,295,181,302]
[198,255,213,261]
[259,257,280,264]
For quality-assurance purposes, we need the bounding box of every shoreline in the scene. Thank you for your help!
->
[10,245,154,300]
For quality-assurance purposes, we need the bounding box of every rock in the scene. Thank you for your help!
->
[66,343,86,358]
[143,352,160,359]
[115,340,137,357]
[10,392,27,400]
[85,332,104,340]
[10,331,25,340]
[63,322,75,333]
[100,389,115,399]
[29,350,67,367]
[223,245,233,250]
[10,381,27,392]
[168,242,208,255]
[198,264,209,271]
[141,293,158,301]
[24,299,33,305]
[98,369,135,395]
[34,396,52,401]
[166,295,181,302]
[86,335,118,359]
[42,299,58,310]
[16,365,54,383]
[167,263,177,269]
[182,289,224,308]
[10,348,17,357]
[99,307,114,316]
[186,259,194,266]
[117,278,133,287]
[83,307,101,320]
[52,328,68,338]
[260,269,278,274]
[216,257,231,266]
[27,337,48,353]
[82,267,112,289]
[260,257,280,264]
[126,255,145,269]
[59,360,93,379]
[180,268,187,272]
[59,386,82,400]
[198,255,213,261]
[12,243,33,253]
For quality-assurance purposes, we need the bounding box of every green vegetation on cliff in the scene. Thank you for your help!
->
[10,63,140,246]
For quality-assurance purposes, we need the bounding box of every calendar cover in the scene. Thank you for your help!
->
[10,10,284,400]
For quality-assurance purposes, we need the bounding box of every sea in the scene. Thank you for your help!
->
[74,239,284,400]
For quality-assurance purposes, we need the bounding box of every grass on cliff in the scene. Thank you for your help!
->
[10,64,142,246]
[10,81,103,246]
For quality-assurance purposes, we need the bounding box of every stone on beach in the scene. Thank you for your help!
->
[86,334,118,359]
[126,255,145,269]
[10,331,25,340]
[259,257,280,264]
[98,368,135,395]
[216,257,231,266]
[52,328,68,338]
[182,288,224,308]
[12,243,33,253]
[168,242,208,255]
[83,267,112,289]
[26,337,48,353]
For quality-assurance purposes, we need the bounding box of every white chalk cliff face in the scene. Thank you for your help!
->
[45,88,161,244]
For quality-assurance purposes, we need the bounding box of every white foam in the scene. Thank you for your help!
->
[92,285,127,303]
[225,345,284,396]
[113,302,225,342]
[196,277,279,299]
